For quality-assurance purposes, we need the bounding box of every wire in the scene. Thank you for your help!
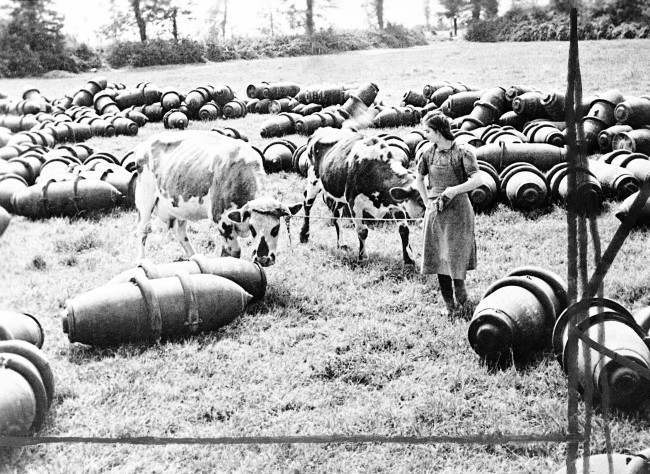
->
[0,432,585,447]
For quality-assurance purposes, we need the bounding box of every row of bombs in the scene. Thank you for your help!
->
[0,145,134,218]
[417,80,649,130]
[260,83,380,138]
[62,256,266,347]
[66,79,309,129]
[0,86,62,115]
[247,82,378,113]
[467,266,650,410]
[1,80,246,132]
[69,77,236,116]
[156,98,254,130]
[453,120,650,156]
[408,82,650,152]
[463,150,650,214]
[0,310,54,436]
[260,103,423,139]
[0,106,142,152]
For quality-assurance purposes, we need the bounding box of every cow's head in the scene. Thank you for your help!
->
[217,197,302,266]
[389,185,426,219]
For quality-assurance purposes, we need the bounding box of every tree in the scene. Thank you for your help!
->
[363,0,385,29]
[440,0,465,35]
[305,0,314,36]
[281,0,338,36]
[100,0,134,41]
[130,0,147,41]
[207,0,228,40]
[374,0,384,29]
[470,0,481,20]
[423,0,431,28]
[147,0,194,41]
[0,0,69,75]
[591,0,650,25]
[483,0,499,17]
[549,0,570,13]
[259,4,277,36]
[469,0,499,20]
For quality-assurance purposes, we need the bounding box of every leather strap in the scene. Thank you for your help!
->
[129,273,162,341]
[39,178,58,216]
[189,254,208,274]
[175,272,202,333]
[136,260,161,279]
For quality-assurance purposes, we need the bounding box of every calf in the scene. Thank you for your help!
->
[133,131,301,266]
[299,127,425,264]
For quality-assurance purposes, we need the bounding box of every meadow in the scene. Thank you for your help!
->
[0,39,649,473]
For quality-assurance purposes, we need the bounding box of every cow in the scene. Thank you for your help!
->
[298,127,426,264]
[132,130,301,267]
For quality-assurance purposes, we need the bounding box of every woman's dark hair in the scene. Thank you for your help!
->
[421,111,454,141]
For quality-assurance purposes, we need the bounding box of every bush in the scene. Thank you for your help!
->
[202,26,427,65]
[465,7,649,42]
[106,38,205,69]
[465,19,500,42]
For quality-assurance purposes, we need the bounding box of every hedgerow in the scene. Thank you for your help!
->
[109,25,430,69]
[465,9,649,42]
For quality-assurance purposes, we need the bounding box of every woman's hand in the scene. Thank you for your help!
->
[439,187,457,208]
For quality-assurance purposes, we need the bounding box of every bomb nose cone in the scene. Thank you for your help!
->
[608,365,641,397]
[521,187,540,204]
[475,323,506,354]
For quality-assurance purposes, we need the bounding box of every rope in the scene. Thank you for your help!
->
[292,212,424,223]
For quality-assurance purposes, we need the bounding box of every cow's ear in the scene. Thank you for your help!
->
[389,186,413,202]
[288,203,302,215]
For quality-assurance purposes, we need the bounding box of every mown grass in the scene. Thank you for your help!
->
[0,40,649,473]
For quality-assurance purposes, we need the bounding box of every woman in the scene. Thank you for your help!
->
[415,111,483,316]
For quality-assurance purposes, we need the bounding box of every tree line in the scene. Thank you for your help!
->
[0,0,647,77]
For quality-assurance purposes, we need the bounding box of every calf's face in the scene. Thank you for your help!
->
[218,199,302,267]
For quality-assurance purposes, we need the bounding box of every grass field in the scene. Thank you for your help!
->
[1,40,650,473]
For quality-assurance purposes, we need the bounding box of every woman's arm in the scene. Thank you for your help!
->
[440,146,482,202]
[442,171,483,199]
[415,173,429,204]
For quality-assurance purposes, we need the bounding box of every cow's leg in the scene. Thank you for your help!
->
[299,168,321,244]
[332,206,342,248]
[324,196,344,248]
[394,210,415,265]
[172,219,196,257]
[134,172,158,260]
[351,201,369,262]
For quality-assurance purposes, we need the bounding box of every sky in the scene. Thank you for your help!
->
[48,0,521,46]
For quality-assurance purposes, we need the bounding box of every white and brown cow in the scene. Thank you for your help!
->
[133,130,301,266]
[299,127,425,264]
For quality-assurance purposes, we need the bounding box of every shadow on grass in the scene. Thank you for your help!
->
[315,241,423,281]
[482,349,553,374]
[67,342,155,364]
[518,204,556,221]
